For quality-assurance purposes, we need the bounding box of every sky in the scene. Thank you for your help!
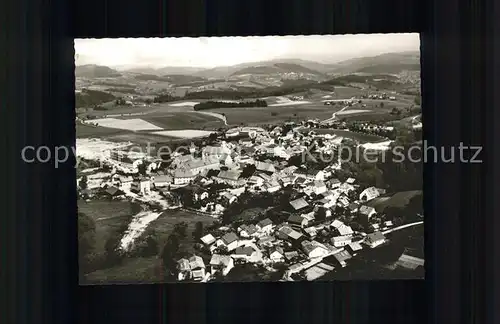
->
[75,33,420,69]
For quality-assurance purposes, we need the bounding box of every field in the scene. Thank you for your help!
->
[78,199,138,254]
[75,84,415,145]
[211,104,341,126]
[83,209,217,284]
[152,129,215,139]
[88,118,163,131]
[143,112,224,130]
[76,123,133,138]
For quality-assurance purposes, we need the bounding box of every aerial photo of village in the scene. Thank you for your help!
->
[76,34,424,284]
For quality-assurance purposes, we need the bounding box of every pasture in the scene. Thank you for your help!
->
[76,123,131,138]
[143,112,224,130]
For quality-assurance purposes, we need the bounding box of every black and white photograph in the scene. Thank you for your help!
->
[75,34,423,284]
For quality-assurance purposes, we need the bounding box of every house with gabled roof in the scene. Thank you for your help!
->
[289,197,310,212]
[395,253,425,270]
[255,161,276,174]
[256,218,274,233]
[364,231,386,248]
[209,254,234,277]
[269,247,285,263]
[359,186,381,202]
[288,214,308,227]
[200,233,216,246]
[331,235,352,248]
[218,232,239,251]
[359,205,377,223]
[313,180,327,195]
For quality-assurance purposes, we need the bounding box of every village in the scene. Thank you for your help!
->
[77,117,424,283]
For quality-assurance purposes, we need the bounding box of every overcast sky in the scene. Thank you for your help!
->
[75,33,420,69]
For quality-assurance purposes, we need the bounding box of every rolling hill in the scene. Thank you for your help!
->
[75,65,122,78]
[328,51,420,74]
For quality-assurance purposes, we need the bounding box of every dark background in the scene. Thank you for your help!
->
[2,0,497,323]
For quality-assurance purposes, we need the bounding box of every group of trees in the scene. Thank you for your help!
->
[193,99,267,111]
[159,221,205,280]
[75,89,116,108]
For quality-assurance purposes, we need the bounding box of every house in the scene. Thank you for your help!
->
[317,198,335,209]
[331,235,352,248]
[280,175,297,187]
[332,250,352,267]
[189,255,206,273]
[336,195,350,208]
[115,175,134,191]
[248,175,265,187]
[359,186,381,202]
[173,169,196,185]
[289,197,310,212]
[209,254,234,276]
[330,219,344,229]
[103,186,125,199]
[288,215,308,227]
[264,180,281,193]
[383,221,393,227]
[348,202,360,213]
[214,170,243,187]
[269,247,285,263]
[395,253,425,270]
[152,175,173,188]
[346,242,363,255]
[255,161,276,174]
[313,180,327,195]
[232,246,260,263]
[219,232,239,251]
[219,153,233,166]
[337,225,354,236]
[221,192,238,206]
[284,251,299,261]
[301,240,328,259]
[200,234,216,246]
[131,178,151,195]
[237,224,258,238]
[202,144,231,159]
[359,205,377,223]
[177,258,191,281]
[345,178,356,184]
[281,165,298,175]
[327,178,341,188]
[256,218,274,233]
[364,231,386,248]
[304,227,318,238]
[295,177,309,187]
[338,183,355,193]
[257,235,274,247]
[287,229,304,244]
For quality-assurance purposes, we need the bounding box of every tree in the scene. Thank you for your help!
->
[380,102,384,108]
[161,234,180,278]
[316,207,327,222]
[78,212,96,259]
[173,222,188,238]
[192,221,204,241]
[137,161,147,175]
[104,233,124,266]
[240,163,256,178]
[79,175,88,190]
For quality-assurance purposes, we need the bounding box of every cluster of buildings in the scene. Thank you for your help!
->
[77,119,423,281]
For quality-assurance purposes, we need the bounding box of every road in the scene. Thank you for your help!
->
[321,105,349,124]
[194,111,228,125]
[382,221,424,235]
